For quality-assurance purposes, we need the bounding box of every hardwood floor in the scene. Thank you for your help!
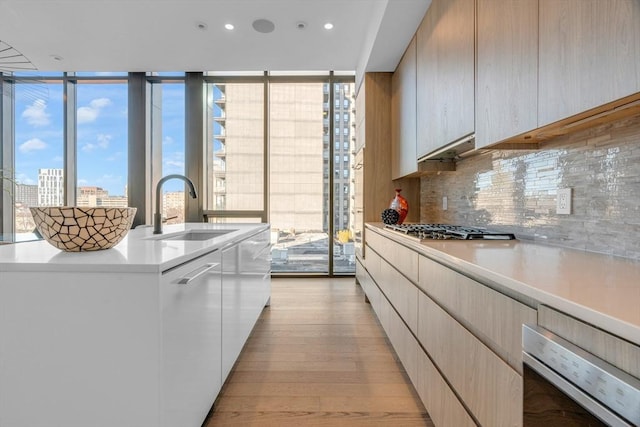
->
[203,277,433,426]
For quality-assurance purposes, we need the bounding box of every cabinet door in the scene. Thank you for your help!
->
[416,0,475,158]
[222,232,270,381]
[476,0,538,148]
[161,250,222,427]
[392,36,418,178]
[539,0,640,127]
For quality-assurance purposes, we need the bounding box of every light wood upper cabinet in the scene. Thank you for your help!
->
[476,0,539,148]
[538,0,640,127]
[416,0,475,159]
[391,36,418,179]
[356,73,396,223]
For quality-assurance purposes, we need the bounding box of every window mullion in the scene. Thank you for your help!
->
[64,74,77,206]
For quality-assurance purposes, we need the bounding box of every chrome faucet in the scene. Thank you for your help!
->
[154,174,198,234]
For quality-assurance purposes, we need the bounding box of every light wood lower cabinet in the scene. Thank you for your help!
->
[360,226,536,427]
[418,293,523,427]
[416,351,476,427]
[378,256,419,334]
[381,295,420,387]
[366,229,419,283]
[419,254,536,373]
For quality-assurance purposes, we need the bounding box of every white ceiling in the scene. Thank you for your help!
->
[0,0,430,77]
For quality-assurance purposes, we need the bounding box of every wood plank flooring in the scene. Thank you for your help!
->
[203,278,433,426]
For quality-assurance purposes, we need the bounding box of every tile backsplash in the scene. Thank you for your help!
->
[421,114,640,260]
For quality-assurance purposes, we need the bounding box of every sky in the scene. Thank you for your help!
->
[13,76,186,196]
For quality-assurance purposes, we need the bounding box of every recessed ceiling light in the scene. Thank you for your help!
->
[195,21,208,31]
[252,18,275,34]
[296,21,307,30]
[50,54,63,61]
[225,23,234,30]
[324,22,334,30]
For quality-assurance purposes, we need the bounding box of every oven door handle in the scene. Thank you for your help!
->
[523,324,640,426]
[523,352,633,427]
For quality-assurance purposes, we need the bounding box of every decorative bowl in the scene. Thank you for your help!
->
[30,206,137,252]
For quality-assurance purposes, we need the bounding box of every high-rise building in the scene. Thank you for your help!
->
[207,82,354,233]
[15,183,38,207]
[327,82,355,233]
[38,168,64,206]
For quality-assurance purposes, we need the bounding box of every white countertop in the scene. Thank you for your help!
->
[0,223,268,274]
[368,223,640,345]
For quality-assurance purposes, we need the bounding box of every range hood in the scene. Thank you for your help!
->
[417,133,475,162]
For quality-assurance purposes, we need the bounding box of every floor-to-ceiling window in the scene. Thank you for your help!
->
[1,71,355,275]
[202,73,355,275]
[150,73,186,225]
[203,77,266,223]
[75,75,128,208]
[12,74,64,239]
[269,81,328,273]
[332,81,356,273]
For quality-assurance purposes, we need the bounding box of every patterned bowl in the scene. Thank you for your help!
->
[30,206,137,252]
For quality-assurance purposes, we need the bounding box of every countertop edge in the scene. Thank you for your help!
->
[366,223,640,346]
[0,223,270,274]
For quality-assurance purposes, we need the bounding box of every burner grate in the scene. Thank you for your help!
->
[384,223,516,240]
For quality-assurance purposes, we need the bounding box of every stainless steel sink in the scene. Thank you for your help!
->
[149,229,237,241]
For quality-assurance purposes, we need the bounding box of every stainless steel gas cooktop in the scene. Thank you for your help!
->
[384,223,516,240]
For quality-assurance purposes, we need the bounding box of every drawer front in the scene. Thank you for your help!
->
[419,254,536,373]
[378,257,419,334]
[366,229,419,283]
[364,244,382,282]
[417,351,476,427]
[356,258,381,312]
[538,305,640,379]
[418,292,522,427]
[358,259,419,388]
[239,229,271,275]
[384,299,420,388]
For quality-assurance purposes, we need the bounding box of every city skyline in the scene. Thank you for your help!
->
[13,80,186,196]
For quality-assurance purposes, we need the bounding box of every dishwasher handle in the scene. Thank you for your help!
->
[177,263,219,285]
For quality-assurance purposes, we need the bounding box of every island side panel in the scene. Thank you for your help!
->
[0,270,160,427]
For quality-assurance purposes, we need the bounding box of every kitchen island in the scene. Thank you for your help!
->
[358,222,640,427]
[0,223,271,427]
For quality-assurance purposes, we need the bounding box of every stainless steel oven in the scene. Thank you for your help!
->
[522,324,640,426]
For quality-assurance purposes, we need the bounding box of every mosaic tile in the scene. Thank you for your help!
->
[421,114,640,260]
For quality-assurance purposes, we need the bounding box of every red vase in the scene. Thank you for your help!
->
[390,189,409,225]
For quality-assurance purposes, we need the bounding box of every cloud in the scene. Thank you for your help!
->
[165,159,185,168]
[22,99,51,127]
[16,173,36,185]
[163,136,174,145]
[77,97,112,124]
[19,138,47,153]
[81,133,112,152]
[106,151,123,162]
[164,151,185,170]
